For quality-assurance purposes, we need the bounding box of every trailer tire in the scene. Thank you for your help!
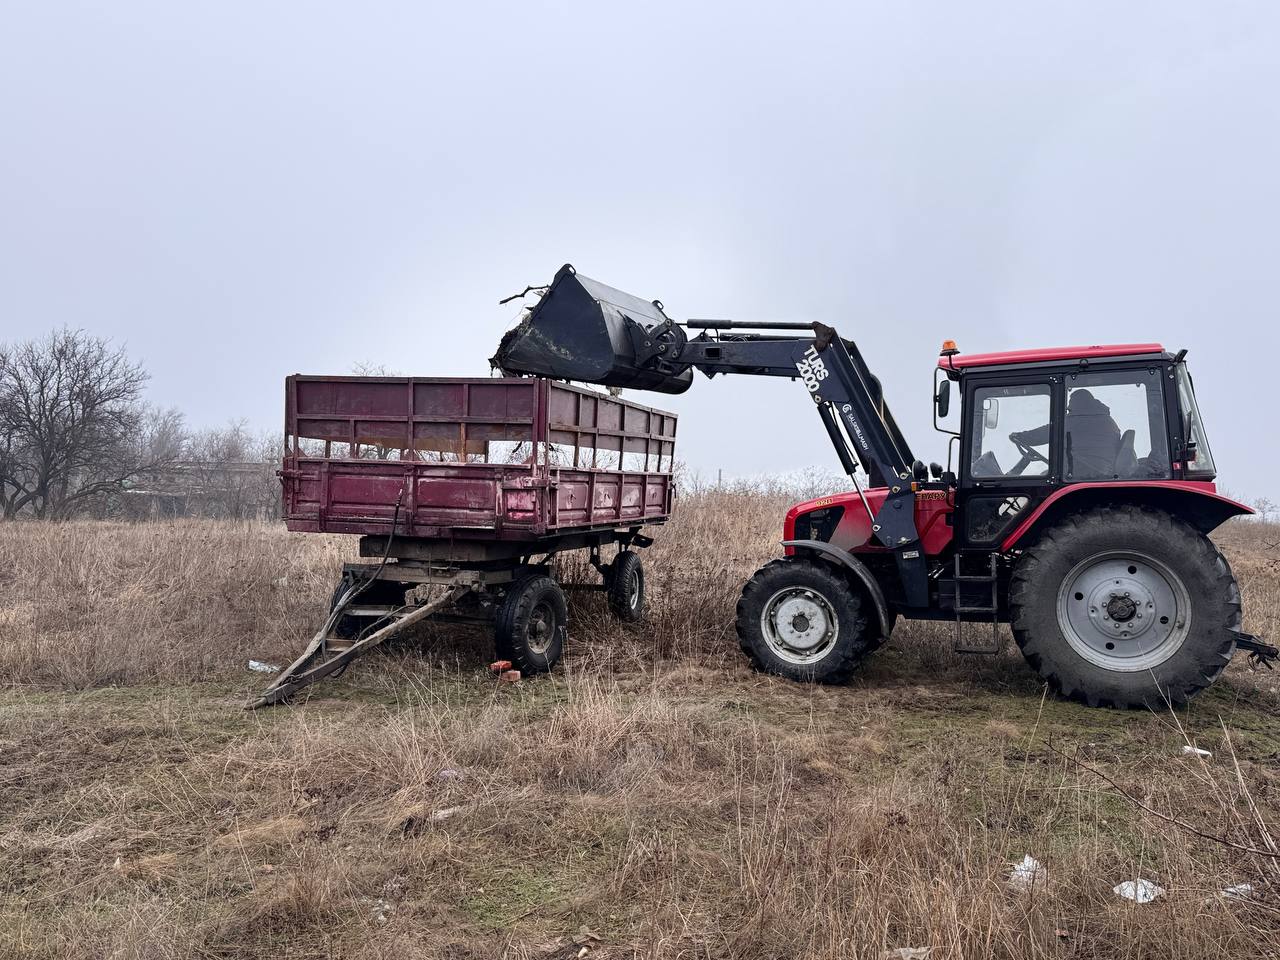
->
[329,573,408,640]
[607,550,645,622]
[495,575,568,675]
[735,557,873,684]
[1010,505,1239,709]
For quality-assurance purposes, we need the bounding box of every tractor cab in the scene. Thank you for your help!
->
[932,342,1219,550]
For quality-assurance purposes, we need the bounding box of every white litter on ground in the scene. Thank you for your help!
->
[1221,883,1255,902]
[247,660,281,674]
[430,805,468,822]
[883,949,932,960]
[1113,879,1165,903]
[1007,854,1046,891]
[1181,745,1212,758]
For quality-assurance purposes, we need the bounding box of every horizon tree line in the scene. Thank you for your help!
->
[1,328,280,520]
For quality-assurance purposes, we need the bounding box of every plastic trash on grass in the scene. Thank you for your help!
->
[1113,879,1165,903]
[248,660,281,674]
[1008,854,1046,891]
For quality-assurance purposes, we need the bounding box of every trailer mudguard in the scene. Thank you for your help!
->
[781,538,894,639]
[1000,480,1253,552]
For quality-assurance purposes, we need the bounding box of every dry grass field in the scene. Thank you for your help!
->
[1,492,1278,959]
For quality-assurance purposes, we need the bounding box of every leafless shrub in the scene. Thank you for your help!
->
[178,420,282,520]
[0,328,182,519]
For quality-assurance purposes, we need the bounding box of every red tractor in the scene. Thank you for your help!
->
[495,266,1275,707]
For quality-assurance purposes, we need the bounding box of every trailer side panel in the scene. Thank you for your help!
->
[281,376,676,539]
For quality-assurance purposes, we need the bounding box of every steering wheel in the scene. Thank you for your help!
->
[1008,435,1049,476]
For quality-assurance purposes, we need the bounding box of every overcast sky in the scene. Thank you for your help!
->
[2,2,1277,501]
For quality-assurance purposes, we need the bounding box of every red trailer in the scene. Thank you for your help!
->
[253,375,677,707]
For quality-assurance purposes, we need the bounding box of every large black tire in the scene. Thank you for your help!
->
[494,575,568,675]
[607,550,645,622]
[329,573,408,640]
[735,557,874,683]
[1009,506,1240,709]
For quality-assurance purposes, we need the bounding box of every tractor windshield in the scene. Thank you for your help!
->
[1175,365,1216,478]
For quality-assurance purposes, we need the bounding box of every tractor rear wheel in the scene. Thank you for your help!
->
[1010,505,1239,708]
[735,557,873,683]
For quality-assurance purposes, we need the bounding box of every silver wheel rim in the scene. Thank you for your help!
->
[760,586,840,664]
[628,575,641,610]
[1056,550,1190,672]
[526,602,556,654]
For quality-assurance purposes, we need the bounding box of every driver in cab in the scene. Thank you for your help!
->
[1010,389,1121,479]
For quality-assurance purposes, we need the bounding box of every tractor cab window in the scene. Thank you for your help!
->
[969,383,1052,480]
[1175,365,1216,477]
[1063,369,1170,481]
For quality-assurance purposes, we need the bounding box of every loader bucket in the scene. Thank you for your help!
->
[491,264,694,395]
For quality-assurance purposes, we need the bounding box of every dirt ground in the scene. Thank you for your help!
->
[1,499,1277,959]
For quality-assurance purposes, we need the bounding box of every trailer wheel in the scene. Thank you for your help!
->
[495,575,568,674]
[1010,505,1240,708]
[607,550,645,622]
[735,557,873,683]
[329,573,408,640]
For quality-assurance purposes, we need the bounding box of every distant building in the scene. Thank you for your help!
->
[115,460,280,519]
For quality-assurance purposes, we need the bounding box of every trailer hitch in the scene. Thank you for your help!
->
[1233,630,1279,669]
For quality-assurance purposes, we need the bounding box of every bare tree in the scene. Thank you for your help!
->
[182,420,281,519]
[0,329,180,519]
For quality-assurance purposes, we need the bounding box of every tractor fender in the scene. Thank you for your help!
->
[781,539,893,639]
[1001,480,1253,552]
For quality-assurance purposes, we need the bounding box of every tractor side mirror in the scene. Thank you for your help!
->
[935,379,951,418]
[983,397,1000,430]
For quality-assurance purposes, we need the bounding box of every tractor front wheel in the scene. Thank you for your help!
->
[1010,506,1240,708]
[735,557,874,683]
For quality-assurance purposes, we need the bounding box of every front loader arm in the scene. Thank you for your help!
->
[673,324,930,607]
[677,324,912,486]
[490,267,931,607]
